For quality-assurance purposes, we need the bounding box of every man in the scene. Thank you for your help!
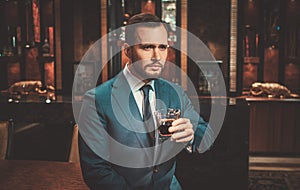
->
[78,13,213,190]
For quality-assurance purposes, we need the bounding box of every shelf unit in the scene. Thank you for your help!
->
[0,0,55,91]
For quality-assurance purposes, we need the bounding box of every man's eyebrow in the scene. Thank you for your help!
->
[139,43,154,46]
[139,43,169,46]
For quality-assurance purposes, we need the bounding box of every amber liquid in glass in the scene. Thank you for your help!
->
[158,118,175,136]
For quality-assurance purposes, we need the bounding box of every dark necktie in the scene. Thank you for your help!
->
[141,85,152,121]
[140,85,155,145]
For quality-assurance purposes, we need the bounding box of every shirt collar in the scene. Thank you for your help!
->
[123,64,155,92]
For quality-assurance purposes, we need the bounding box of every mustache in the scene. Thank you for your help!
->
[145,61,164,68]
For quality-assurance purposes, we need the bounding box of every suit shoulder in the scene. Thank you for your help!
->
[156,78,185,92]
[84,77,115,99]
[95,77,115,92]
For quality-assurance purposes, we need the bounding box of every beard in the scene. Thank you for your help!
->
[130,60,164,81]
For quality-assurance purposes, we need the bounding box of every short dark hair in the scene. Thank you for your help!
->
[125,13,167,45]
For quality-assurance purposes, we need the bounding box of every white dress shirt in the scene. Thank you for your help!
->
[123,64,156,119]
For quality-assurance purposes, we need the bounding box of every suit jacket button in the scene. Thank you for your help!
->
[153,166,159,173]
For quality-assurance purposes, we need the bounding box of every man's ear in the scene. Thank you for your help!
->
[123,43,132,59]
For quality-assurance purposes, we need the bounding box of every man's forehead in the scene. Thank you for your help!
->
[134,25,168,45]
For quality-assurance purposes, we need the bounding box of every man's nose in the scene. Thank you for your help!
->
[151,48,161,61]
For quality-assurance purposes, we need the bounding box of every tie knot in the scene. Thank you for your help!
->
[140,85,152,97]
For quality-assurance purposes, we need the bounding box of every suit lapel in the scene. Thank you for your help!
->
[154,79,170,111]
[111,73,142,122]
[110,73,151,148]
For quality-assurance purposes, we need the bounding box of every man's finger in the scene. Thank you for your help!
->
[172,118,190,126]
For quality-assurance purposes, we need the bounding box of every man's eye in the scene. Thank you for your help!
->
[142,45,154,51]
[140,44,168,51]
[158,45,168,51]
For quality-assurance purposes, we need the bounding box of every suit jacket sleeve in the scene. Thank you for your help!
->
[78,90,129,190]
[178,86,214,154]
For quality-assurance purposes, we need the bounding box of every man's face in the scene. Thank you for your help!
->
[126,25,169,81]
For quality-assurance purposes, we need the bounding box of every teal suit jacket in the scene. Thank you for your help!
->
[78,72,213,190]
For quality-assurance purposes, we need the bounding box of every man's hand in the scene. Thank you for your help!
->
[168,118,194,143]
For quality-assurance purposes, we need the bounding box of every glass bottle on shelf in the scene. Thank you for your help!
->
[6,26,15,57]
[41,38,50,57]
[198,70,209,95]
[41,27,50,57]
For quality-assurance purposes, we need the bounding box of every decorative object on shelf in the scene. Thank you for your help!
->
[2,80,55,102]
[250,82,299,98]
